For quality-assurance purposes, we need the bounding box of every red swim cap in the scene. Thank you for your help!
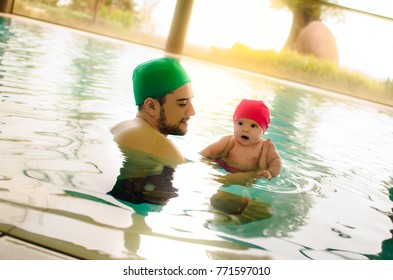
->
[233,99,270,132]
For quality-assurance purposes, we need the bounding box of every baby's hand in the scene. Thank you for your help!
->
[256,170,272,180]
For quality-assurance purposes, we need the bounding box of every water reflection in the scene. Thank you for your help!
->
[205,186,312,238]
[102,144,262,258]
[367,182,393,260]
[107,146,178,208]
[0,17,124,193]
[209,189,273,222]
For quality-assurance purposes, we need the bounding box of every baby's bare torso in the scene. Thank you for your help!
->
[223,137,271,171]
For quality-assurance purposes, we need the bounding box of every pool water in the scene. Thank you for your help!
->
[1,14,393,260]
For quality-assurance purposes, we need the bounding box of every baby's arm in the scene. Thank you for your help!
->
[200,135,234,158]
[257,140,282,180]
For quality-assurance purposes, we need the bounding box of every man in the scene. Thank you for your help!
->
[111,57,195,167]
[107,57,195,205]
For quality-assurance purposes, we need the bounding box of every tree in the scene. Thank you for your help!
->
[69,0,135,24]
[70,0,135,16]
[271,0,340,62]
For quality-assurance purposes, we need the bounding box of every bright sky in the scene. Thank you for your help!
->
[187,0,291,50]
[338,0,393,18]
[327,0,393,79]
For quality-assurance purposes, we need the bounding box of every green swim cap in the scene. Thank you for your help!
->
[132,57,191,105]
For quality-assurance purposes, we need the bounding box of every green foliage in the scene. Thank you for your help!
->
[199,43,392,105]
[385,79,393,92]
[40,0,58,7]
[99,6,133,28]
[70,0,134,14]
[14,0,137,29]
[70,0,92,13]
[271,0,342,21]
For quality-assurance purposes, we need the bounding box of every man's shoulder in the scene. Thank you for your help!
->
[111,119,137,135]
[113,119,184,166]
[114,119,165,144]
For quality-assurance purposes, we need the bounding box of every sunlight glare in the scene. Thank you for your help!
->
[188,0,291,49]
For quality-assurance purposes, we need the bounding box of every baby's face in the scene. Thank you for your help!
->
[233,118,264,145]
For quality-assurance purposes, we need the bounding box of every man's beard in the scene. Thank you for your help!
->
[158,108,186,135]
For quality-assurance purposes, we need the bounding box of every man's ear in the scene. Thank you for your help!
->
[143,97,160,117]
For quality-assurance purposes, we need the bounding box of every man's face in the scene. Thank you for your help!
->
[157,83,195,135]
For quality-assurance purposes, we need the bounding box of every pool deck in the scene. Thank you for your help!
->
[0,235,74,259]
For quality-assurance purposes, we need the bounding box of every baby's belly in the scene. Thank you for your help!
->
[223,157,258,172]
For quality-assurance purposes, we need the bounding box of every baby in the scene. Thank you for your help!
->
[200,99,282,180]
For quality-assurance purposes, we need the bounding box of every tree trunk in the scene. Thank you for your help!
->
[282,11,307,50]
[281,3,322,51]
[92,0,101,24]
